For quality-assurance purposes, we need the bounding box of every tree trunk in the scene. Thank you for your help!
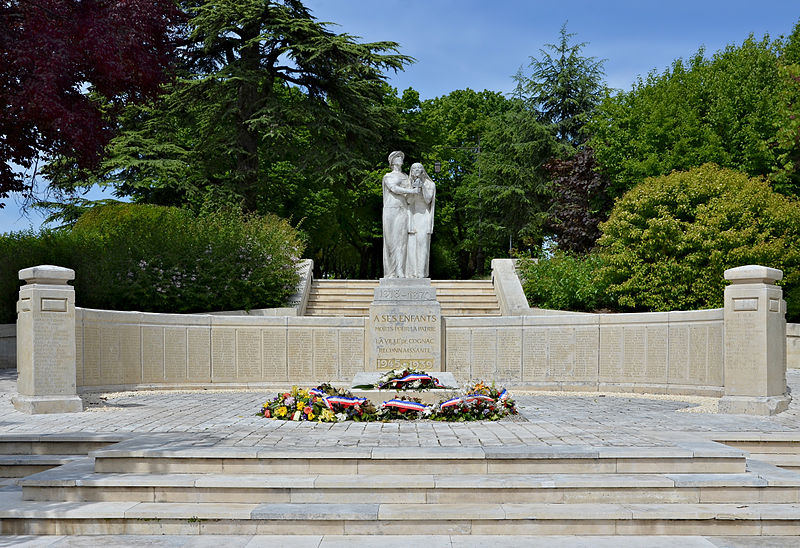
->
[235,23,261,212]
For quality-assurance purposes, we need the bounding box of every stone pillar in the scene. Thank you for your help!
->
[720,265,790,415]
[367,278,442,372]
[12,265,83,414]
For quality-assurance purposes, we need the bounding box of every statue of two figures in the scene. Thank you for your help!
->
[382,151,436,279]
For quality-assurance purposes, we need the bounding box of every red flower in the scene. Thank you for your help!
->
[264,409,271,418]
[304,406,312,415]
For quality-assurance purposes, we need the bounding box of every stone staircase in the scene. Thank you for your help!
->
[713,433,800,472]
[3,438,800,536]
[0,434,121,480]
[304,279,501,317]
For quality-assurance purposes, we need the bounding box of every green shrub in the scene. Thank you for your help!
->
[0,229,77,323]
[517,252,611,312]
[596,164,800,318]
[0,204,304,323]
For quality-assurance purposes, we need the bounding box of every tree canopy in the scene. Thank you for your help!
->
[517,23,606,146]
[588,28,800,197]
[0,0,182,204]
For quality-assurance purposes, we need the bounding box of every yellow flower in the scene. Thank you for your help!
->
[308,412,315,421]
[276,406,287,417]
[320,409,335,422]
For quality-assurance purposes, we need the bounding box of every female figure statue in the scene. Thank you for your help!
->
[382,151,420,278]
[406,162,435,278]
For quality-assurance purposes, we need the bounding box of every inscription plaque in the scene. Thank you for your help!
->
[497,328,522,382]
[187,328,211,381]
[262,328,287,381]
[237,329,262,380]
[550,328,575,379]
[367,279,442,371]
[83,326,101,385]
[164,327,187,382]
[288,329,313,381]
[100,325,120,385]
[471,329,497,380]
[313,329,339,380]
[599,326,623,381]
[120,324,141,384]
[211,329,236,381]
[708,324,724,386]
[523,327,547,381]
[668,325,689,383]
[575,327,599,379]
[339,329,364,380]
[645,325,668,382]
[623,327,646,378]
[689,325,709,384]
[142,326,164,383]
[445,329,471,378]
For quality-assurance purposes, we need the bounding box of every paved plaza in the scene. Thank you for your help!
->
[2,369,800,546]
[1,369,799,448]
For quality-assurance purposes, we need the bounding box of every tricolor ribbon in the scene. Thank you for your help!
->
[325,396,367,408]
[382,399,430,412]
[440,397,464,409]
[463,394,495,403]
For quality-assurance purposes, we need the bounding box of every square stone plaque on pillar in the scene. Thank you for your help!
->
[367,278,442,371]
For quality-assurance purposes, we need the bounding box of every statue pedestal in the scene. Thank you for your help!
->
[367,278,443,371]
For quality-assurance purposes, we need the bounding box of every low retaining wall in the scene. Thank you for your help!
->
[788,323,800,369]
[0,323,14,369]
[11,263,792,415]
[74,309,725,395]
[76,310,365,390]
[445,310,724,396]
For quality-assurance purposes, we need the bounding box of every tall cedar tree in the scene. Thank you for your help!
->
[523,23,605,146]
[0,0,182,205]
[178,0,412,212]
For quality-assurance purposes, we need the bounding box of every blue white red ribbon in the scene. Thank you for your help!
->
[382,399,430,412]
[463,394,495,403]
[440,397,464,409]
[439,393,505,409]
[326,396,367,408]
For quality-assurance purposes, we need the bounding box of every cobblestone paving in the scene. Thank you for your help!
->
[1,369,799,447]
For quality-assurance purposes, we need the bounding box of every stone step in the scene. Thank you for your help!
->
[305,307,501,317]
[307,293,499,302]
[88,446,748,476]
[310,280,494,286]
[1,491,798,536]
[21,466,800,504]
[0,434,122,455]
[749,454,800,470]
[0,455,83,478]
[720,441,800,454]
[7,535,800,547]
[305,279,501,317]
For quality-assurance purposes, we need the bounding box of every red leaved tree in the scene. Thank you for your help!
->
[0,0,182,205]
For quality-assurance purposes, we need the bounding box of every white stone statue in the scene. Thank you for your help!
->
[382,151,420,278]
[406,162,435,278]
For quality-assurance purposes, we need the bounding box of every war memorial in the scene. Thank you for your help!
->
[1,152,799,545]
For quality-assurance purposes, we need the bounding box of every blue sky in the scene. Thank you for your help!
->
[1,0,798,233]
